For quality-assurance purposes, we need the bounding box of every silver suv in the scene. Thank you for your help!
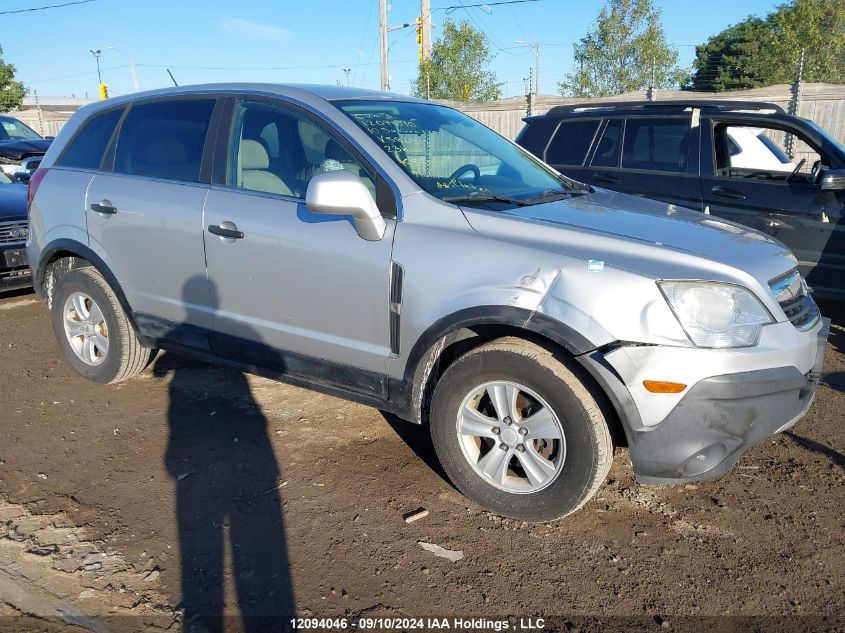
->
[27,85,829,521]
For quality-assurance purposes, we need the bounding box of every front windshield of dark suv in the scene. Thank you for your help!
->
[336,100,581,205]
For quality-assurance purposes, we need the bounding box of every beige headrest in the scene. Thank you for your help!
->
[240,139,270,170]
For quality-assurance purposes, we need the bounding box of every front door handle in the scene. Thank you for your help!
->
[592,173,621,185]
[90,201,117,215]
[208,221,244,240]
[711,186,747,200]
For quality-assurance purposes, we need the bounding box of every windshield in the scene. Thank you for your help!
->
[0,171,13,185]
[335,100,577,203]
[0,117,42,142]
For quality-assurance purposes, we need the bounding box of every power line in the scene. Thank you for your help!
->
[0,0,98,15]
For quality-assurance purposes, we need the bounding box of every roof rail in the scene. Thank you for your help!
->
[543,100,786,116]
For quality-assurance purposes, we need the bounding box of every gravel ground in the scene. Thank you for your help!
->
[0,289,843,633]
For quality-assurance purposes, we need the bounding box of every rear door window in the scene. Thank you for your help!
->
[621,118,690,173]
[58,107,124,170]
[113,99,215,183]
[590,119,622,168]
[545,120,600,166]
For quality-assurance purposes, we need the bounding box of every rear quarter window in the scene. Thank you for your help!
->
[546,120,600,166]
[516,118,559,156]
[113,99,216,183]
[57,107,124,170]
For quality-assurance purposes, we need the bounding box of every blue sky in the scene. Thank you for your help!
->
[2,0,780,99]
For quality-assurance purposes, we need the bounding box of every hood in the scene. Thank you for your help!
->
[461,188,797,284]
[0,183,28,221]
[0,138,52,161]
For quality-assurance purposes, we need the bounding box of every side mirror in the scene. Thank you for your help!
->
[820,168,845,191]
[13,172,30,184]
[306,170,386,241]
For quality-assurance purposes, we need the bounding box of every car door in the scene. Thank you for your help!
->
[700,118,843,293]
[203,97,396,394]
[85,97,218,349]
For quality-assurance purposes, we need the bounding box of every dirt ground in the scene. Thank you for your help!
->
[0,288,843,633]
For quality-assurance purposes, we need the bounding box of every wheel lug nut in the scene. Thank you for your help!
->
[499,443,508,451]
[492,427,501,435]
[518,427,528,436]
[516,444,525,453]
[503,417,512,425]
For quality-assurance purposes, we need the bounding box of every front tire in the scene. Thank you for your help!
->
[51,266,154,384]
[430,337,612,522]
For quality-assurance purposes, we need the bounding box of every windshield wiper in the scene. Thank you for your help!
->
[523,185,590,205]
[442,192,529,207]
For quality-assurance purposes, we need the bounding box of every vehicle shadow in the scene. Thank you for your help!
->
[783,431,845,470]
[154,277,294,632]
[379,411,453,487]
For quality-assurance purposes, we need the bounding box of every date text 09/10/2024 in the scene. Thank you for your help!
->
[290,617,546,630]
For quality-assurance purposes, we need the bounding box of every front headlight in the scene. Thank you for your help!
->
[658,281,773,348]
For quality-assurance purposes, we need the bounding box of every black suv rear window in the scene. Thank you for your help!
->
[546,120,600,166]
[114,99,215,183]
[621,119,690,173]
[58,107,124,170]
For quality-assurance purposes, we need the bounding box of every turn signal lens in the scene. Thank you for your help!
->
[643,380,687,394]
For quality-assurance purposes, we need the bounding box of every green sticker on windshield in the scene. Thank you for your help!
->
[587,259,604,272]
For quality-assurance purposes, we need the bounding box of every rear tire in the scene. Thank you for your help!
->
[430,337,612,522]
[50,266,154,384]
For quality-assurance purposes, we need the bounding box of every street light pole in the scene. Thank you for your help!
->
[89,49,102,85]
[343,67,352,86]
[379,0,389,91]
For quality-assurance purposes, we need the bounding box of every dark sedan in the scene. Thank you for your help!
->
[0,170,30,291]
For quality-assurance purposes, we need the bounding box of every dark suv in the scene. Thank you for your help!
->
[517,101,845,299]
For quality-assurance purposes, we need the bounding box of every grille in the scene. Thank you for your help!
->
[770,269,820,331]
[0,221,28,245]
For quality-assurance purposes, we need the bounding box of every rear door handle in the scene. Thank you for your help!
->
[90,201,117,215]
[711,186,747,200]
[208,222,244,240]
[592,173,621,185]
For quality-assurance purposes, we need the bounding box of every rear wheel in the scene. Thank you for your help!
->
[51,266,154,384]
[430,337,612,522]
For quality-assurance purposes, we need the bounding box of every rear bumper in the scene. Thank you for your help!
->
[579,318,830,484]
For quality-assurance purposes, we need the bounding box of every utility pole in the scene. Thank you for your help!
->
[420,0,432,61]
[515,41,540,96]
[379,0,389,91]
[646,57,656,101]
[107,47,139,92]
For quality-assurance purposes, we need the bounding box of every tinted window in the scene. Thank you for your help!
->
[591,119,622,167]
[516,118,558,156]
[114,99,215,183]
[621,119,690,172]
[58,108,124,170]
[546,120,599,165]
[231,101,376,199]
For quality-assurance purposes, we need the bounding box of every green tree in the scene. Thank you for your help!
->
[687,0,845,91]
[0,46,26,112]
[559,0,684,97]
[412,19,500,101]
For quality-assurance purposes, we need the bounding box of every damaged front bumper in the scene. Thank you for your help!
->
[578,318,830,484]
